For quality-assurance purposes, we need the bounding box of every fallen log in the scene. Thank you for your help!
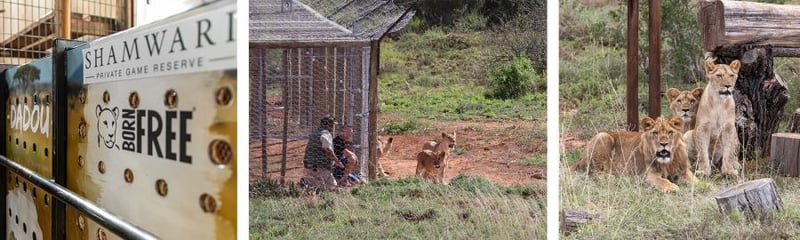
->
[699,0,800,57]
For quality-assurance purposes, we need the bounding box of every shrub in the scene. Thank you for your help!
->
[488,56,541,99]
[383,119,433,135]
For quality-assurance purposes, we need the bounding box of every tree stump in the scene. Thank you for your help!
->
[715,178,783,220]
[770,133,800,176]
[560,209,599,235]
[786,109,800,133]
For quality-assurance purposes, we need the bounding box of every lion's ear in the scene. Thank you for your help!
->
[691,87,704,99]
[640,117,656,132]
[112,107,119,118]
[669,117,684,132]
[666,88,680,102]
[704,59,717,73]
[96,105,102,117]
[441,132,447,138]
[729,60,741,73]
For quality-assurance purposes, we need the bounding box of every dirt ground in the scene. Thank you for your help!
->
[250,119,546,186]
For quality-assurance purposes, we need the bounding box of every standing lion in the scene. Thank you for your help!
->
[687,59,741,176]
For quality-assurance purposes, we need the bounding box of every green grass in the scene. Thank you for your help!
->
[561,154,800,238]
[250,175,546,239]
[379,28,546,121]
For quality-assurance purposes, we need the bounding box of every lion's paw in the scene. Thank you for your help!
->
[661,183,679,193]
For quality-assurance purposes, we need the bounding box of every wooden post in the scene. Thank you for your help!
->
[647,0,661,118]
[368,40,379,179]
[770,133,800,176]
[280,50,290,186]
[626,0,640,131]
[716,178,783,219]
[560,209,599,235]
[59,0,72,38]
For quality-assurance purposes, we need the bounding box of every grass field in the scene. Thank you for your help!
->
[250,176,546,239]
[561,158,800,239]
[560,0,800,238]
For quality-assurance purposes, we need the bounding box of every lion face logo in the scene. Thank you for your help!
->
[96,105,119,149]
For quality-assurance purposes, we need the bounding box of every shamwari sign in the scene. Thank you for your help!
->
[82,3,236,84]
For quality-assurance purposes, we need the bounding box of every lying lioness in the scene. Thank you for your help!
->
[572,116,698,192]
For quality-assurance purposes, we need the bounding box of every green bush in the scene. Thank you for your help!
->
[488,56,540,99]
[383,119,433,135]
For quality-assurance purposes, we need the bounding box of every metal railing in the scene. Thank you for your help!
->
[0,154,159,240]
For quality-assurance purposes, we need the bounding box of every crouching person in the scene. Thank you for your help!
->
[332,125,366,187]
[300,115,344,191]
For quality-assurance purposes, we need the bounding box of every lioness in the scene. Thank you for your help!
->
[572,116,697,192]
[690,59,741,176]
[376,136,393,177]
[416,150,447,184]
[666,87,704,131]
[422,132,456,183]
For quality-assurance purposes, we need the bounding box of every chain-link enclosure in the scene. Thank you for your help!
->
[1,0,131,65]
[249,0,378,185]
[249,46,372,184]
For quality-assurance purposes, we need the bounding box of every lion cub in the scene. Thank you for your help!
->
[573,116,698,193]
[416,150,447,184]
[688,59,741,176]
[421,132,456,183]
[376,136,393,177]
[666,87,704,131]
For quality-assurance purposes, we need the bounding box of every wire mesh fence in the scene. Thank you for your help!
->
[0,0,130,65]
[249,46,372,186]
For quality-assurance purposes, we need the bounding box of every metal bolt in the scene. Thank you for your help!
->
[215,87,232,106]
[97,228,107,240]
[164,89,178,108]
[98,161,106,174]
[199,193,218,213]
[102,91,110,104]
[124,169,134,183]
[156,179,168,196]
[44,195,49,206]
[129,91,139,108]
[77,216,85,231]
[77,156,84,168]
[209,140,232,165]
[78,89,86,104]
[78,120,87,138]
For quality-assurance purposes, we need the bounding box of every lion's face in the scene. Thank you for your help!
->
[96,105,119,148]
[666,88,703,122]
[431,151,446,168]
[704,59,740,98]
[640,116,684,164]
[441,132,456,149]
